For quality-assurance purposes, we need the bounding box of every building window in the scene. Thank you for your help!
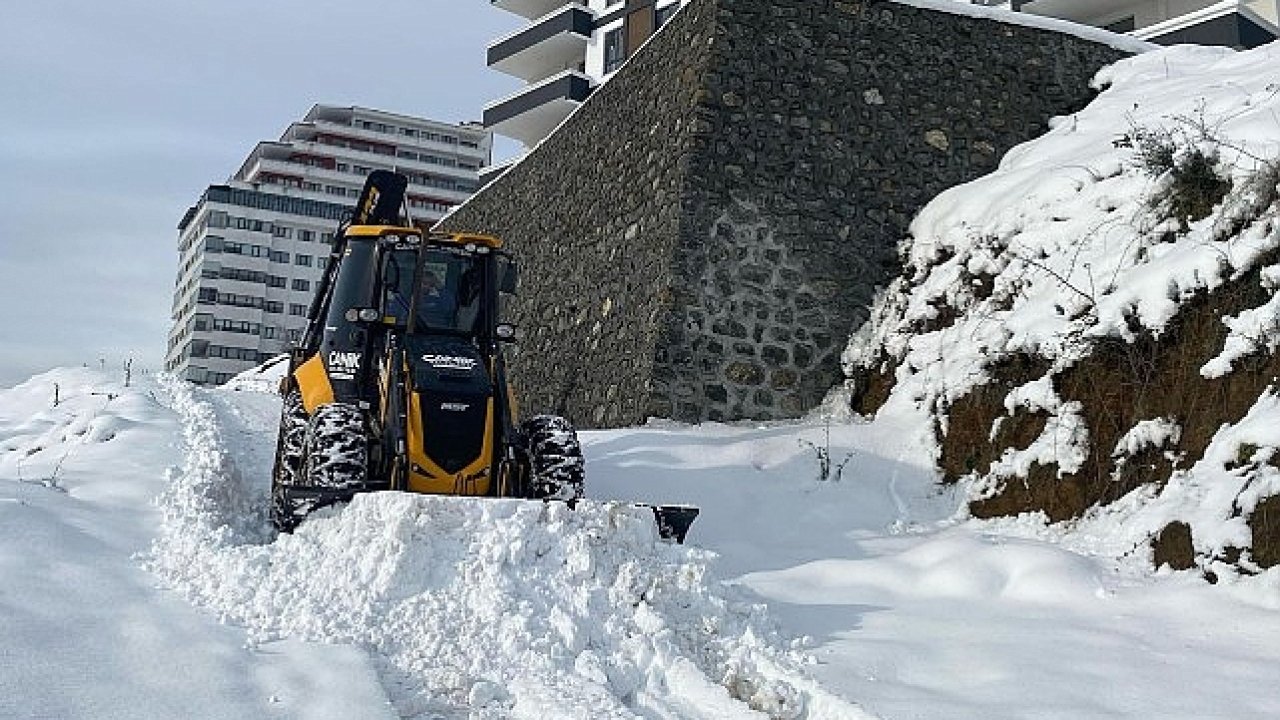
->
[604,27,626,74]
[272,224,292,239]
[298,229,315,242]
[289,303,307,316]
[269,250,290,263]
[295,254,312,267]
[265,301,284,314]
[292,279,310,292]
[268,275,286,288]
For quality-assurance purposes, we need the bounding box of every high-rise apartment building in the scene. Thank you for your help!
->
[483,0,687,150]
[165,105,492,385]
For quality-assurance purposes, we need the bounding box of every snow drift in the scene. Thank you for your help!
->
[146,376,870,719]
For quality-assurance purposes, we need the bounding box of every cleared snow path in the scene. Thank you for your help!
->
[148,376,872,719]
[0,369,392,720]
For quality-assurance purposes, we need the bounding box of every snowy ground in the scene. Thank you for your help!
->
[4,366,1279,719]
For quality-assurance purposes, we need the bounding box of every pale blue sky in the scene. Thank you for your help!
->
[0,0,523,387]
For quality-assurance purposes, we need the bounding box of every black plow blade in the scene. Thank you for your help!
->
[649,504,700,544]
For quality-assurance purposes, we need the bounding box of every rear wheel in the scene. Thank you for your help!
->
[270,390,309,531]
[521,415,585,501]
[272,401,368,532]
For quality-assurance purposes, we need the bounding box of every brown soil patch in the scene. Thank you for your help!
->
[1152,521,1196,570]
[850,358,896,417]
[960,252,1280,522]
[1250,495,1280,569]
[938,353,1051,483]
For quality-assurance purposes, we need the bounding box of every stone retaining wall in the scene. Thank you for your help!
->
[441,0,1131,427]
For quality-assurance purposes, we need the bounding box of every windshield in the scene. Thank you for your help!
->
[383,247,482,335]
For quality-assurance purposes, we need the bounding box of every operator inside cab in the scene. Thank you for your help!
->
[382,250,480,334]
[416,267,457,327]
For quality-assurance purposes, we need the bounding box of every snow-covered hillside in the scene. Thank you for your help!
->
[846,41,1280,579]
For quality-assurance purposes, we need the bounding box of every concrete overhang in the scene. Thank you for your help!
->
[488,4,593,83]
[483,71,594,147]
[490,0,569,21]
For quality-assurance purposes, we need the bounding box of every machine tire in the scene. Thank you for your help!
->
[522,415,585,501]
[303,402,368,489]
[270,389,310,532]
[274,390,308,484]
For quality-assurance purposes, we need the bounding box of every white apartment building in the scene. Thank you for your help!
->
[165,105,492,386]
[483,0,686,151]
[999,0,1278,45]
[483,0,1277,151]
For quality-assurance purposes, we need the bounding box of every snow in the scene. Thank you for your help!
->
[0,369,393,720]
[4,359,1280,718]
[5,42,1280,720]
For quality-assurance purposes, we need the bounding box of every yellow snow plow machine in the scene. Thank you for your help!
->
[270,170,698,542]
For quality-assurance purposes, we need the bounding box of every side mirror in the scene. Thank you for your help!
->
[497,256,518,295]
[496,323,518,342]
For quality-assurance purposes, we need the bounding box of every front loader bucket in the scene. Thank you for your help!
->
[650,505,700,544]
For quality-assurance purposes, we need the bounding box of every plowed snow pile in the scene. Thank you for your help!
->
[147,377,868,719]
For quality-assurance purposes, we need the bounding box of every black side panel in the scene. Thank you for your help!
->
[321,240,380,402]
[353,171,409,226]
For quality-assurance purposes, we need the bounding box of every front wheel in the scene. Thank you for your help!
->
[521,415,585,501]
[303,402,368,489]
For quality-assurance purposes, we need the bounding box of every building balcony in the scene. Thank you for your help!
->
[1133,0,1278,48]
[490,0,568,21]
[1017,0,1278,47]
[483,70,594,147]
[488,4,593,83]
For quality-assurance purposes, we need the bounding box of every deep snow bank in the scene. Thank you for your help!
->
[844,42,1280,577]
[0,369,398,720]
[147,376,871,719]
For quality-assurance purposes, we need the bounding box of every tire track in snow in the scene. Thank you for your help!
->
[149,376,877,719]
